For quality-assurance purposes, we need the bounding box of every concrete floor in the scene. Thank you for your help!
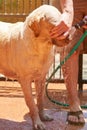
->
[0,81,87,130]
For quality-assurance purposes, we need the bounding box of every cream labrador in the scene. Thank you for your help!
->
[0,5,67,130]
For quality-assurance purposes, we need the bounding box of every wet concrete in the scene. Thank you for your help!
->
[0,81,87,130]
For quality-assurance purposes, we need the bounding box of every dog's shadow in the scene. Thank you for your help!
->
[0,111,86,130]
[0,113,33,130]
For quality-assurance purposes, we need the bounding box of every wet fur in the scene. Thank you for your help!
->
[0,5,62,130]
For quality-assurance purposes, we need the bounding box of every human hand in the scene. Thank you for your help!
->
[50,21,70,40]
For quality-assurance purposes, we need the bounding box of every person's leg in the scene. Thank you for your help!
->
[60,43,85,124]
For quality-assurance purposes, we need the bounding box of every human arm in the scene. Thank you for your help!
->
[50,0,74,40]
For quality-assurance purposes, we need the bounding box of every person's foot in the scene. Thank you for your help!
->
[67,110,85,125]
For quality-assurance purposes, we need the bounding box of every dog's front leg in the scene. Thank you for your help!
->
[19,79,46,130]
[35,79,53,122]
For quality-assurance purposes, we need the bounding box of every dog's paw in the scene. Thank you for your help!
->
[39,111,53,121]
[33,120,46,130]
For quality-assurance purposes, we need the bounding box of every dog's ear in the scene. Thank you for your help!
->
[29,21,40,37]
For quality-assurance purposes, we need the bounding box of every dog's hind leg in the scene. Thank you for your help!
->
[35,79,53,121]
[19,79,46,130]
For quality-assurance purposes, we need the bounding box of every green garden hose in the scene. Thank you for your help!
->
[46,30,87,109]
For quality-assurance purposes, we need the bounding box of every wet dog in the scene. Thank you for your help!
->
[0,5,67,130]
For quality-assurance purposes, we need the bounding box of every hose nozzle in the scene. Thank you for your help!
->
[74,16,87,29]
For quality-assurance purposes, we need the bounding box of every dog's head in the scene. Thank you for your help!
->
[25,5,69,47]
